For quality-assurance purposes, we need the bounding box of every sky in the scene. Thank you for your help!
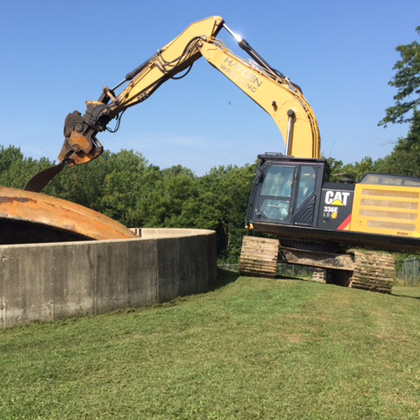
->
[1,0,419,175]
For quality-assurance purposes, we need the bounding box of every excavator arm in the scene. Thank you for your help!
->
[58,16,225,167]
[25,16,320,192]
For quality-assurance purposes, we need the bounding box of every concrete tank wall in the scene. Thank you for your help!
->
[0,229,216,328]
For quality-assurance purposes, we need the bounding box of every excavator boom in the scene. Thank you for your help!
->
[198,40,320,158]
[51,16,320,173]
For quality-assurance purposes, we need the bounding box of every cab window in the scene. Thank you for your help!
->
[296,166,316,208]
[259,166,294,221]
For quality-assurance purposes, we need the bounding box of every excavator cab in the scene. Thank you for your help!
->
[246,154,329,230]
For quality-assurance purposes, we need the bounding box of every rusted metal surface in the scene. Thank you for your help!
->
[24,161,66,193]
[0,186,137,244]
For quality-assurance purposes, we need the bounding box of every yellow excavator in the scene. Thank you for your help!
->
[25,16,319,191]
[26,16,420,293]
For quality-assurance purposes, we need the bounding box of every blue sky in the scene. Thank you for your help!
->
[1,0,419,175]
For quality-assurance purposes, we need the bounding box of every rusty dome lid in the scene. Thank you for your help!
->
[0,186,137,244]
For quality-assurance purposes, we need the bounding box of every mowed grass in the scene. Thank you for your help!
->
[1,273,420,420]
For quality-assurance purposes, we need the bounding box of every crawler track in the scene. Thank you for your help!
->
[349,249,395,293]
[239,236,396,293]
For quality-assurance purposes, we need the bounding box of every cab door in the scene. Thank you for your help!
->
[252,162,323,227]
[292,164,320,226]
[254,164,297,224]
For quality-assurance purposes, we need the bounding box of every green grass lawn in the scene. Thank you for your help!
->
[1,272,420,419]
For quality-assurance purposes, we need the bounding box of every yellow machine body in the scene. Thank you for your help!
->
[350,177,420,238]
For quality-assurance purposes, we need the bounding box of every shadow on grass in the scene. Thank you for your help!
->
[391,292,420,300]
[391,285,420,300]
[211,268,240,291]
[275,274,309,281]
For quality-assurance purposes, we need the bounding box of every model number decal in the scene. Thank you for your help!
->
[325,191,350,206]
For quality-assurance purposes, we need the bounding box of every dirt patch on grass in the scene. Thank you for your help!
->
[284,334,304,344]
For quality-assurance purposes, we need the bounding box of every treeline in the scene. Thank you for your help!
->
[1,113,419,264]
[0,111,419,262]
[0,145,256,262]
[1,114,419,263]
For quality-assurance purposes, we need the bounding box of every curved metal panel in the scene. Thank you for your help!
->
[0,186,137,244]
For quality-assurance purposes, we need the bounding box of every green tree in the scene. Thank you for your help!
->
[132,164,198,228]
[325,156,375,182]
[0,145,53,189]
[379,26,420,126]
[45,151,115,211]
[179,164,256,261]
[0,145,24,175]
[341,157,375,181]
[374,110,420,176]
[100,150,150,224]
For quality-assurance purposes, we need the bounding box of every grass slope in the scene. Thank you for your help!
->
[1,273,420,419]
